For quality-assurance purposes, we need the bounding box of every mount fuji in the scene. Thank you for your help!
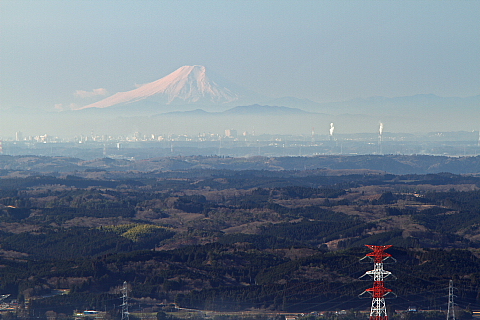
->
[76,65,261,112]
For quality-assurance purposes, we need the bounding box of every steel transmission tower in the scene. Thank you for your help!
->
[447,280,456,320]
[121,281,129,320]
[360,245,396,320]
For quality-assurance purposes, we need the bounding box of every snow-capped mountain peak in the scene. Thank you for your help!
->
[76,65,240,110]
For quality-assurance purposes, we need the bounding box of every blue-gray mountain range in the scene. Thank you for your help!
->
[0,65,478,137]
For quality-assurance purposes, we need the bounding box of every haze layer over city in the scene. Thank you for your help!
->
[1,0,479,156]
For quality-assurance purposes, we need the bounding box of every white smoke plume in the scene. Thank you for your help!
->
[329,123,335,136]
[379,122,384,136]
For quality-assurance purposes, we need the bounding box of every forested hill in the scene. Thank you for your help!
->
[0,165,478,314]
[0,154,479,174]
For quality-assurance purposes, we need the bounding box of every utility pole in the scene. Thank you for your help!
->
[447,280,456,320]
[359,245,396,320]
[121,281,129,320]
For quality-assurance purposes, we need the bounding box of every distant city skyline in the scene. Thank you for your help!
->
[1,0,479,111]
[2,129,480,160]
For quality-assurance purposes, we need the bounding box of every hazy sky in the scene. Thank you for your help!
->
[1,0,479,111]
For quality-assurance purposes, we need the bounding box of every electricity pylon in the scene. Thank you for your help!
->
[359,245,396,320]
[446,280,456,320]
[121,281,129,320]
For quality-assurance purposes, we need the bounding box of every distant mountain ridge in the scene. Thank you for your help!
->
[29,63,478,136]
[162,104,311,116]
[223,104,310,115]
[71,63,478,120]
[310,94,480,115]
[261,94,480,114]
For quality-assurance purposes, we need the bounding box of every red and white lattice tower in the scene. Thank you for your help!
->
[360,245,395,320]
